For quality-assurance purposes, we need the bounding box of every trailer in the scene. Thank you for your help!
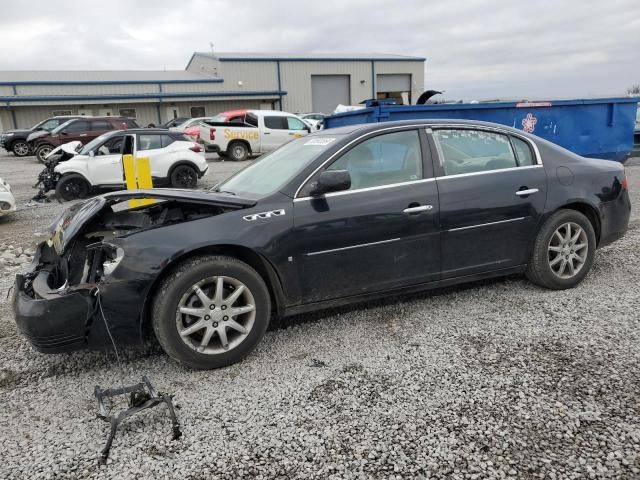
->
[324,97,638,162]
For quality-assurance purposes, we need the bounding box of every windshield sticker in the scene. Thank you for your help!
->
[304,138,336,146]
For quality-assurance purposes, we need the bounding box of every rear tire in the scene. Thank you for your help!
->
[526,209,596,289]
[227,141,249,161]
[170,164,198,188]
[55,174,90,201]
[152,255,271,369]
[11,141,30,157]
[36,144,54,163]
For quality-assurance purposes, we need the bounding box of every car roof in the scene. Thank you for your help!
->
[106,128,173,134]
[247,110,295,117]
[319,118,534,136]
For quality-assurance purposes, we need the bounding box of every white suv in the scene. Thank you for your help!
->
[55,129,208,200]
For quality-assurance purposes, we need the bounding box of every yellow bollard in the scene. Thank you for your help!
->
[122,154,154,208]
[135,157,155,207]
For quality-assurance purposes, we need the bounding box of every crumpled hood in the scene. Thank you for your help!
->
[48,189,257,254]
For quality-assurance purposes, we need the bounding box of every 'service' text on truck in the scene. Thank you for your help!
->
[199,110,311,160]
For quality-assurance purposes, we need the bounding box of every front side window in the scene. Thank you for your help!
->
[432,129,517,176]
[217,135,342,197]
[327,130,423,190]
[37,118,62,130]
[287,117,307,130]
[264,116,286,130]
[63,120,90,133]
[138,134,163,150]
[96,135,124,155]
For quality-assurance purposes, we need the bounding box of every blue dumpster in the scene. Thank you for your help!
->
[324,97,639,162]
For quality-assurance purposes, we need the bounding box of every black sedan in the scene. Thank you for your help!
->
[13,120,631,369]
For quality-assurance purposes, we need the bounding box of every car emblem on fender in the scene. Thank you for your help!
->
[242,209,286,221]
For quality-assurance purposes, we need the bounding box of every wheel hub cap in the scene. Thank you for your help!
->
[547,222,588,279]
[175,275,256,355]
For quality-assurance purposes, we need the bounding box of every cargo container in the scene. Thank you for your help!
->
[324,97,638,162]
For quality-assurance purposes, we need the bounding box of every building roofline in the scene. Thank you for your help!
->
[187,52,426,66]
[0,90,287,104]
[0,78,223,87]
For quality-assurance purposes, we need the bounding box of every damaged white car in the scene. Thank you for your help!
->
[0,177,17,216]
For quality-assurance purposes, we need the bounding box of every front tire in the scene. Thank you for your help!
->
[55,174,90,201]
[526,209,596,289]
[11,141,30,157]
[36,144,54,163]
[152,255,271,369]
[227,141,249,161]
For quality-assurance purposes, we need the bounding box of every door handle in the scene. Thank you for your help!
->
[515,188,539,197]
[80,134,87,137]
[403,205,433,214]
[264,132,271,135]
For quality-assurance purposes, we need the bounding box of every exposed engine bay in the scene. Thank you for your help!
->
[32,141,81,202]
[24,199,231,296]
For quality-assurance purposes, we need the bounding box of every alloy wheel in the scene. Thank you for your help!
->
[175,275,256,354]
[38,146,52,161]
[13,142,29,156]
[547,222,588,279]
[174,166,196,188]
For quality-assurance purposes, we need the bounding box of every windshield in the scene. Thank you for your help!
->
[215,135,342,197]
[79,132,115,154]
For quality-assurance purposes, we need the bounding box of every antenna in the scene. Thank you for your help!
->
[209,42,215,57]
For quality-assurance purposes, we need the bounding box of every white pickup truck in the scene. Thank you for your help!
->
[199,110,311,160]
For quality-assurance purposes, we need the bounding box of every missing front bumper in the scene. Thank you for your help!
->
[13,272,94,353]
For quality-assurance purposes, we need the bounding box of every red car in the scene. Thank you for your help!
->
[30,116,139,163]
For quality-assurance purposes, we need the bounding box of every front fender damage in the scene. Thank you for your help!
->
[14,191,255,352]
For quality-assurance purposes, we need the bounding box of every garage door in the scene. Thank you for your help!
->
[376,74,411,93]
[311,75,350,114]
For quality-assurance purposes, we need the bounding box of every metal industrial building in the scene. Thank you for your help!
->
[0,52,425,130]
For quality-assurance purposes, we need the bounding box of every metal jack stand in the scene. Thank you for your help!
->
[94,375,182,464]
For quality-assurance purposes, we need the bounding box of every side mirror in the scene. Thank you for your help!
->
[305,125,311,133]
[309,170,351,196]
[88,150,95,157]
[60,131,68,135]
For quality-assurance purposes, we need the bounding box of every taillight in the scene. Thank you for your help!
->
[209,128,216,141]
[190,144,202,153]
[621,174,628,190]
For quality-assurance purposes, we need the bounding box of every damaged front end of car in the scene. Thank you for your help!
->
[13,189,256,353]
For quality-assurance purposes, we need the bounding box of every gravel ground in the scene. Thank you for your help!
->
[0,152,639,479]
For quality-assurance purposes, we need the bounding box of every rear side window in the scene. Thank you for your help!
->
[511,136,535,166]
[123,119,139,128]
[161,135,175,148]
[432,129,517,176]
[63,120,90,133]
[91,120,114,131]
[138,134,163,150]
[264,116,287,130]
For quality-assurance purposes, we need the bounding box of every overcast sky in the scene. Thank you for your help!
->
[0,0,638,100]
